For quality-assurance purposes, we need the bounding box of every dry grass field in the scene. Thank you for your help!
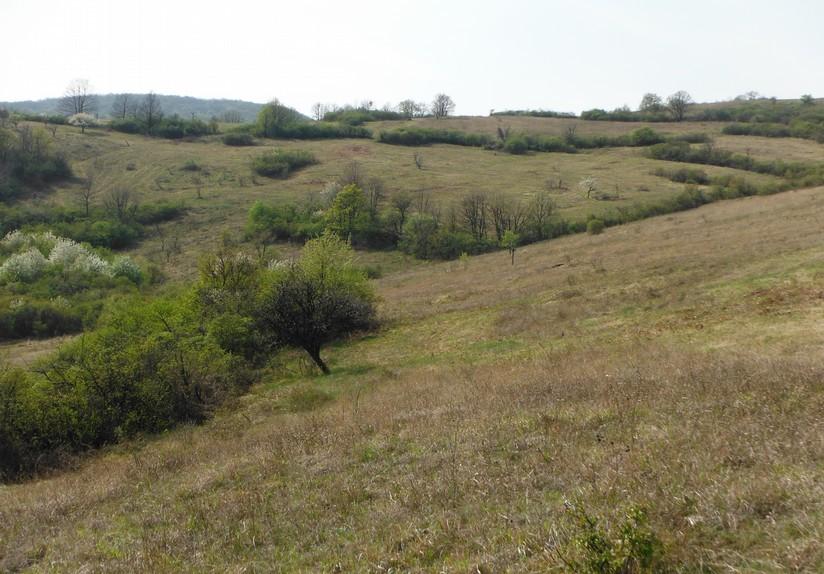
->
[2,185,823,572]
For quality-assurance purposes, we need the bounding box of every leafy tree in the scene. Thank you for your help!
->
[325,183,367,239]
[256,99,303,137]
[639,93,663,112]
[500,230,520,265]
[258,232,376,374]
[801,94,815,106]
[667,91,693,121]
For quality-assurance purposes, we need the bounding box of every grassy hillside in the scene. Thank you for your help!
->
[8,119,805,283]
[2,186,823,571]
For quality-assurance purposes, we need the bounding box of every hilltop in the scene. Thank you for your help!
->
[0,93,264,121]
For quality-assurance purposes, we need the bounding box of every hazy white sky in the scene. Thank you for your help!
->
[4,0,823,115]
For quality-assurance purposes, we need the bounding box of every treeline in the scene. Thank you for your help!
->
[106,92,217,139]
[0,234,375,480]
[0,122,72,200]
[647,141,824,185]
[490,110,576,118]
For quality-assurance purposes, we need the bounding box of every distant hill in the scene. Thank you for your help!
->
[0,94,264,122]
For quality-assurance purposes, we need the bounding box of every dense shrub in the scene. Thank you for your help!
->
[255,100,371,140]
[110,115,213,139]
[0,125,71,197]
[503,135,529,154]
[491,109,576,118]
[323,109,404,124]
[0,297,250,479]
[252,149,317,178]
[378,127,494,148]
[586,219,605,235]
[222,132,255,146]
[0,301,83,339]
[653,167,710,185]
[247,201,324,242]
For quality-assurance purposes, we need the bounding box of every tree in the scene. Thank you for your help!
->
[500,230,520,265]
[138,92,163,134]
[104,187,136,221]
[801,94,815,106]
[528,190,556,239]
[325,184,367,238]
[431,93,455,119]
[311,102,326,121]
[78,158,102,216]
[579,176,597,199]
[111,94,136,119]
[398,99,419,120]
[639,93,663,112]
[461,192,488,241]
[256,99,302,137]
[667,91,693,122]
[68,113,96,134]
[59,79,97,116]
[258,232,376,374]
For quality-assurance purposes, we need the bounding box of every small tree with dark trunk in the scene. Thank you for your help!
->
[667,91,693,122]
[258,232,376,374]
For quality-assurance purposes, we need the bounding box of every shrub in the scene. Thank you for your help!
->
[222,133,255,146]
[252,149,317,178]
[503,135,529,154]
[0,296,250,479]
[587,219,605,235]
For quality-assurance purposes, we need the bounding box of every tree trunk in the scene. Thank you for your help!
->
[306,346,330,375]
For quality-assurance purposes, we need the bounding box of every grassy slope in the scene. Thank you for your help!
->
[2,187,823,572]
[24,121,790,283]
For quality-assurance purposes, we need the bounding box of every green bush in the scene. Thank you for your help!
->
[222,133,255,146]
[587,219,605,235]
[503,135,529,154]
[252,149,317,178]
[0,296,251,480]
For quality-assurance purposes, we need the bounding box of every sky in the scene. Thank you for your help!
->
[3,0,824,116]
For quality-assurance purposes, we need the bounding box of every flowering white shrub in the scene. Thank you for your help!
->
[111,256,142,283]
[48,238,111,275]
[0,230,141,284]
[0,248,49,282]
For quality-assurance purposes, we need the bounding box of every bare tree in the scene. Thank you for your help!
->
[59,79,97,116]
[667,91,693,122]
[110,94,137,119]
[528,190,556,239]
[390,192,413,234]
[337,160,366,188]
[138,92,163,133]
[311,102,326,121]
[489,195,527,241]
[431,93,455,119]
[78,158,103,216]
[365,177,384,220]
[220,110,243,123]
[104,187,136,221]
[461,192,488,241]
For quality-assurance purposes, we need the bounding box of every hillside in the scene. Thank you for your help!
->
[2,185,823,571]
[0,94,264,121]
[2,109,824,571]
